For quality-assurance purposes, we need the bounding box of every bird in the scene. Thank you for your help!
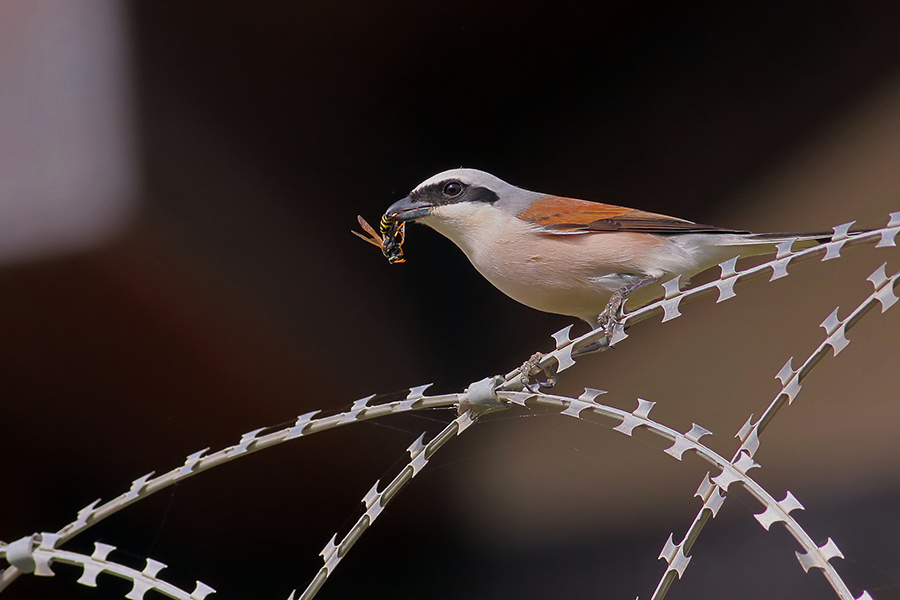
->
[382,168,830,333]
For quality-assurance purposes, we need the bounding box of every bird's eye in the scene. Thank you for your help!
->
[442,181,463,197]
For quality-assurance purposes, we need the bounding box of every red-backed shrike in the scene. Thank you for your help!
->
[382,168,827,332]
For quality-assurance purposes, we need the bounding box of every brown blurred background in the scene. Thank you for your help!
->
[2,2,900,599]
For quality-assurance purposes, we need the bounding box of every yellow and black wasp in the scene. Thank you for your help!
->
[352,214,407,264]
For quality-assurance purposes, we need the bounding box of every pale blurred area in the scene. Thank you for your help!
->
[1,2,899,599]
[0,1,137,263]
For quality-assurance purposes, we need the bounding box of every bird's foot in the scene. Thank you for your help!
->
[597,290,627,341]
[519,352,558,393]
[596,274,661,342]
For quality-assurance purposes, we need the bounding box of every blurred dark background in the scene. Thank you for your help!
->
[2,1,900,599]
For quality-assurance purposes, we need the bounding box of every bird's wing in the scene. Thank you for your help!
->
[517,195,743,235]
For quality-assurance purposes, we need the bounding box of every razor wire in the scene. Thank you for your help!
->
[499,390,872,600]
[290,410,476,600]
[1,211,897,599]
[646,261,900,600]
[2,533,214,600]
[0,387,462,592]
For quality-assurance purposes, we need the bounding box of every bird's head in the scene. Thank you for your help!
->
[384,168,527,224]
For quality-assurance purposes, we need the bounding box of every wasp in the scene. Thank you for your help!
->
[352,214,407,264]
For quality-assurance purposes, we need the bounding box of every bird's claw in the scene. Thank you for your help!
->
[519,352,558,393]
[597,290,627,342]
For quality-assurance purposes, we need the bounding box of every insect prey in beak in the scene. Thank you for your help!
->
[352,214,407,264]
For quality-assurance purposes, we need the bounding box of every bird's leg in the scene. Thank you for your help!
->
[597,274,662,339]
[519,352,558,393]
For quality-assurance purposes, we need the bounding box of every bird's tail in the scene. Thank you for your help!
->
[732,231,834,251]
[684,229,860,270]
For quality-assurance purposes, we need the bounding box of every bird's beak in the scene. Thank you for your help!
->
[385,196,433,222]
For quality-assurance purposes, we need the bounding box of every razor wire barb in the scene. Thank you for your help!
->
[0,210,897,599]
